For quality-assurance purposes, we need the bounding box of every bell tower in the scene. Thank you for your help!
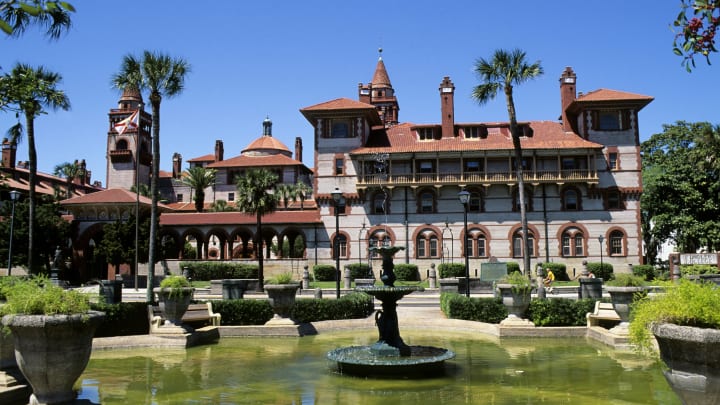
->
[106,88,152,190]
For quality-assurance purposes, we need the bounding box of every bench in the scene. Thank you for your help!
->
[148,302,221,332]
[586,301,621,328]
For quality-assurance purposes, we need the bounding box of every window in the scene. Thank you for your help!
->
[465,160,481,172]
[333,234,347,259]
[418,128,434,140]
[610,231,625,256]
[373,193,387,214]
[562,188,580,211]
[176,193,183,202]
[465,229,488,258]
[477,235,487,258]
[415,230,440,259]
[608,152,618,170]
[368,230,391,257]
[607,190,622,210]
[598,111,621,130]
[418,161,434,173]
[469,191,482,213]
[116,139,128,150]
[228,192,235,202]
[331,119,351,138]
[464,127,481,139]
[335,158,344,175]
[512,231,535,258]
[429,237,438,257]
[419,191,434,213]
[513,188,533,212]
[561,228,585,257]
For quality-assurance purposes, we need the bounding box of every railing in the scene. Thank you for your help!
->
[356,169,598,187]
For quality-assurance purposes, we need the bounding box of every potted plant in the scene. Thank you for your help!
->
[629,280,720,404]
[154,275,194,327]
[496,271,533,325]
[0,276,105,405]
[604,273,646,334]
[264,272,300,324]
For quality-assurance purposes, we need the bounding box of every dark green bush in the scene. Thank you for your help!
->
[681,264,719,275]
[438,263,465,278]
[293,292,374,323]
[631,264,656,281]
[91,302,149,337]
[313,264,337,281]
[211,299,274,325]
[393,264,420,281]
[346,263,373,279]
[440,293,507,323]
[506,262,520,274]
[542,263,568,281]
[586,262,614,281]
[527,298,596,326]
[179,261,258,281]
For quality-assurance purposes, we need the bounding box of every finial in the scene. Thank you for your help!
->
[378,47,383,61]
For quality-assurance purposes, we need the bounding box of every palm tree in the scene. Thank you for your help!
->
[472,49,543,276]
[181,166,217,212]
[1,63,70,272]
[209,199,233,212]
[295,180,311,210]
[112,51,190,302]
[53,160,83,198]
[235,168,279,291]
[0,1,74,39]
[275,183,296,209]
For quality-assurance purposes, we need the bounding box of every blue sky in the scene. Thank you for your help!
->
[2,1,717,186]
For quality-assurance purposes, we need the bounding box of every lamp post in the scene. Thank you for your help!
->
[458,190,470,297]
[6,190,21,276]
[331,187,345,299]
[598,235,605,273]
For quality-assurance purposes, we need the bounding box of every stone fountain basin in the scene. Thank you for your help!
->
[327,345,455,378]
[355,285,424,300]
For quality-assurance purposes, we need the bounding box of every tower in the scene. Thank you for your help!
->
[358,48,400,127]
[106,88,152,190]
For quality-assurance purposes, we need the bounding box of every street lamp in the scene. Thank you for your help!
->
[331,187,345,299]
[598,235,605,273]
[6,190,21,276]
[458,190,470,297]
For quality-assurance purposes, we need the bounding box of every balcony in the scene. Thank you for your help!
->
[356,169,598,188]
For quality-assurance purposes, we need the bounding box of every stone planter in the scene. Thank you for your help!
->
[605,286,644,335]
[2,311,105,405]
[264,284,300,324]
[578,277,603,299]
[354,278,376,288]
[496,283,533,326]
[154,287,194,326]
[652,323,720,404]
[222,279,249,299]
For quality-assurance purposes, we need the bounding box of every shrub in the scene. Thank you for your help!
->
[345,263,373,279]
[527,298,596,326]
[542,263,568,281]
[293,292,374,323]
[632,264,656,281]
[586,262,614,281]
[606,273,646,287]
[440,293,507,323]
[500,271,533,294]
[393,264,420,281]
[179,261,258,281]
[92,302,149,337]
[212,299,274,325]
[438,263,465,278]
[506,262,520,274]
[0,276,90,316]
[681,264,718,276]
[313,264,337,281]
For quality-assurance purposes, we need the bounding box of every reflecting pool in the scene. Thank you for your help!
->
[77,330,679,404]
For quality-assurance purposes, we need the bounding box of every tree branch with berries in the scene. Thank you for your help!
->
[674,0,719,71]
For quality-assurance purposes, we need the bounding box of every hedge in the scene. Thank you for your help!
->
[586,262,614,281]
[541,263,568,281]
[393,264,420,281]
[92,301,150,337]
[211,299,274,325]
[438,263,465,278]
[632,264,656,281]
[313,264,338,281]
[179,261,259,281]
[292,292,374,323]
[345,263,373,279]
[440,293,507,323]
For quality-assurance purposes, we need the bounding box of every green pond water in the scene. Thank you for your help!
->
[77,330,679,404]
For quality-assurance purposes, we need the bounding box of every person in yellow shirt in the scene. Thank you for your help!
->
[543,269,555,293]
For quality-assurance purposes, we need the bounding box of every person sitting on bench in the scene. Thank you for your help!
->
[544,269,556,293]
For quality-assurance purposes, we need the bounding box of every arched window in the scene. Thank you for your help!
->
[562,188,581,211]
[332,234,348,259]
[416,229,440,258]
[609,230,626,256]
[561,227,585,257]
[116,139,128,150]
[368,230,392,257]
[512,229,535,258]
[464,228,488,258]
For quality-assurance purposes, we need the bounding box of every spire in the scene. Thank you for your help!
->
[263,115,272,136]
[117,87,143,110]
[371,48,392,88]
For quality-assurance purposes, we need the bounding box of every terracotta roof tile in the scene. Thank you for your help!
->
[60,188,168,209]
[207,154,304,169]
[300,97,376,112]
[187,153,215,163]
[160,209,322,226]
[243,135,291,154]
[576,88,653,103]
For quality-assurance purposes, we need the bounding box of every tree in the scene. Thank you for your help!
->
[180,166,216,212]
[53,160,83,198]
[673,0,719,71]
[641,121,720,259]
[235,168,279,290]
[0,0,74,39]
[295,180,311,210]
[1,63,70,272]
[471,49,543,276]
[209,199,234,212]
[275,182,296,209]
[112,51,190,302]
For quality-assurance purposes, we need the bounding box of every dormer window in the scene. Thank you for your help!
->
[418,128,434,141]
[593,110,629,131]
[331,119,351,138]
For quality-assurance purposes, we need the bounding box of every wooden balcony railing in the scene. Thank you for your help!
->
[356,169,598,188]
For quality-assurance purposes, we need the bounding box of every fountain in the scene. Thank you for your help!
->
[326,245,455,377]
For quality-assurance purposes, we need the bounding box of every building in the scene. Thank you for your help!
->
[62,55,652,282]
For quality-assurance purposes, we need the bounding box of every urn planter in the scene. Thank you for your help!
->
[605,286,644,334]
[652,323,720,405]
[2,311,105,405]
[264,284,300,324]
[154,287,194,327]
[496,283,533,326]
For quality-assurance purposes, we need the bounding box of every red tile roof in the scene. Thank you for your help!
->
[568,88,654,112]
[60,188,163,208]
[243,135,291,154]
[207,153,304,169]
[351,121,602,155]
[300,97,376,111]
[160,209,322,226]
[187,153,215,163]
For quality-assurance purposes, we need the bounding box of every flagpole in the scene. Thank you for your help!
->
[135,104,142,291]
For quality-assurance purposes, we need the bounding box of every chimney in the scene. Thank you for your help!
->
[2,138,17,169]
[439,77,455,139]
[295,137,303,162]
[172,153,182,179]
[214,140,224,162]
[80,160,88,185]
[559,67,577,132]
[358,83,371,104]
